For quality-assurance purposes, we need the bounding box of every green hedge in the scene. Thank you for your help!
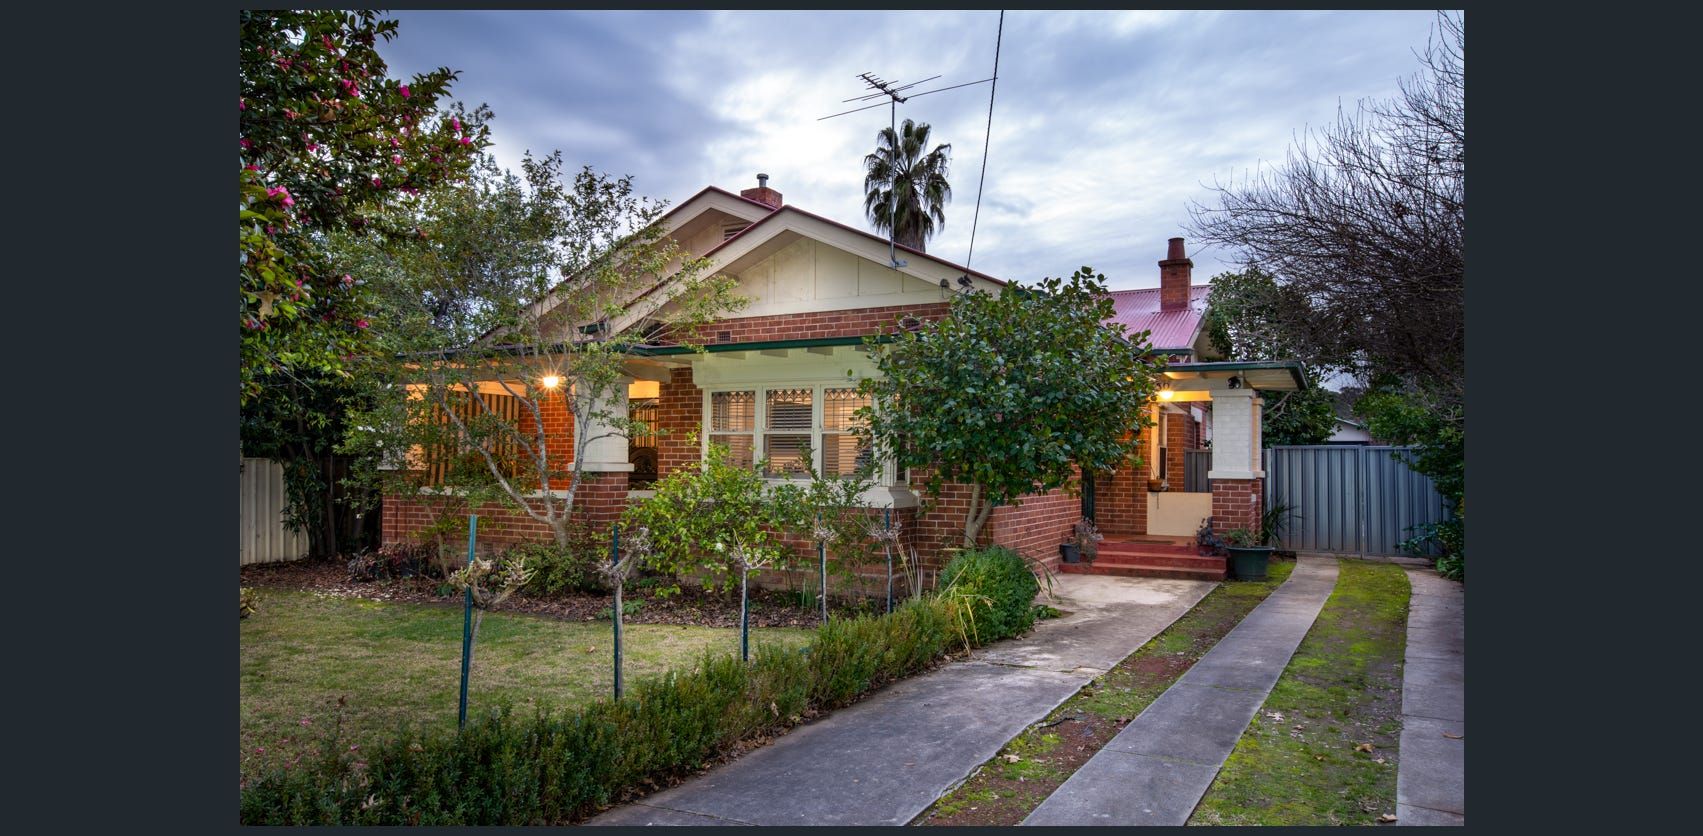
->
[239,598,963,825]
[939,546,1041,643]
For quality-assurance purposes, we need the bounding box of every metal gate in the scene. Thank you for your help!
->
[1262,446,1452,557]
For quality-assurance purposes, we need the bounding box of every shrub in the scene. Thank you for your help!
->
[347,542,437,582]
[939,546,1040,643]
[239,596,969,825]
[514,524,608,596]
[240,587,258,619]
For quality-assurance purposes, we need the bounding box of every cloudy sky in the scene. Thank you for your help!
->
[379,10,1444,290]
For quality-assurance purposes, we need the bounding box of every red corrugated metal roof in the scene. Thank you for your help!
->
[1107,285,1209,350]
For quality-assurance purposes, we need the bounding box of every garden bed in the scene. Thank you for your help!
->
[240,556,883,629]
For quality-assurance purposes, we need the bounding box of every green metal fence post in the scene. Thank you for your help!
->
[457,514,478,731]
[611,524,622,701]
[884,507,893,614]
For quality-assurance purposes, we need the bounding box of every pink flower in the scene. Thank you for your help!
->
[239,98,246,111]
[306,142,319,152]
[284,108,297,120]
[451,117,462,133]
[391,154,402,165]
[356,319,370,329]
[254,747,265,755]
[399,85,411,98]
[239,138,251,149]
[244,164,260,172]
[371,176,382,187]
[388,136,400,147]
[342,274,354,287]
[459,136,471,145]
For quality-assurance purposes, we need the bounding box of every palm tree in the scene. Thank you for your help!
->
[863,118,951,253]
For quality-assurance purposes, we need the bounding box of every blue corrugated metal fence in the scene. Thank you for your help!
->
[1261,445,1452,557]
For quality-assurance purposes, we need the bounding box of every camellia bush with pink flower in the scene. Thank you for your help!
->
[238,9,489,404]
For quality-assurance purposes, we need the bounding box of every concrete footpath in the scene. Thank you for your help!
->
[584,573,1216,826]
[1396,570,1465,826]
[1022,555,1341,826]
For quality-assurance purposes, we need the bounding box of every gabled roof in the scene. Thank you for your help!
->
[1106,285,1209,351]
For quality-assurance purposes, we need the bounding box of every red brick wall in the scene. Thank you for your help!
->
[1165,412,1189,489]
[657,302,950,346]
[1210,477,1264,536]
[383,471,633,547]
[909,473,1080,574]
[654,367,703,479]
[1092,466,1147,535]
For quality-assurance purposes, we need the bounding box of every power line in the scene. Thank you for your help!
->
[965,10,1004,273]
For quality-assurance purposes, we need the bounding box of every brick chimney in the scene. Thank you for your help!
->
[740,173,782,209]
[1159,237,1193,311]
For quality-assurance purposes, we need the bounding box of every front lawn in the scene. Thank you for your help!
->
[240,587,811,780]
[1187,559,1411,825]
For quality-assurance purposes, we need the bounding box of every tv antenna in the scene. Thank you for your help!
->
[820,70,994,269]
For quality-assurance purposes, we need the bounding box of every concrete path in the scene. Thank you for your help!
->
[584,573,1216,826]
[1022,555,1341,826]
[1396,570,1465,826]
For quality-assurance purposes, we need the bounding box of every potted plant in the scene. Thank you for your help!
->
[1074,517,1104,565]
[1221,528,1273,580]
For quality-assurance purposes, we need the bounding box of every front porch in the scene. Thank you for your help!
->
[1066,360,1307,579]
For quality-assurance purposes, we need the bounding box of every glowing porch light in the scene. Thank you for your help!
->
[540,374,562,390]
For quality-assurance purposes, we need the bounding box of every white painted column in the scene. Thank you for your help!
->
[1206,388,1265,480]
[575,376,635,473]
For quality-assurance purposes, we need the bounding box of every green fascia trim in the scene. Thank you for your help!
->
[630,335,888,357]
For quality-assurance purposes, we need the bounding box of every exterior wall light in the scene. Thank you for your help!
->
[541,375,562,390]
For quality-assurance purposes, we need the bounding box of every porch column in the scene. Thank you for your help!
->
[573,376,633,529]
[1208,388,1265,534]
[574,375,634,473]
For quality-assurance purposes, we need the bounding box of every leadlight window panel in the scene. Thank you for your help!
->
[822,387,872,478]
[765,388,813,431]
[822,387,869,431]
[711,390,755,432]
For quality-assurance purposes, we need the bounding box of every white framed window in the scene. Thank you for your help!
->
[703,383,877,481]
[709,390,755,469]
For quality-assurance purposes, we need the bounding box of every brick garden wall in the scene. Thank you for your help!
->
[1209,477,1264,536]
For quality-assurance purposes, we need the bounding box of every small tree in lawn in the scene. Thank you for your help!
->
[448,549,533,689]
[343,154,744,550]
[624,439,800,658]
[860,268,1164,548]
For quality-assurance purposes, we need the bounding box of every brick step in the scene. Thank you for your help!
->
[1059,562,1225,582]
[1098,542,1202,557]
[1087,553,1225,570]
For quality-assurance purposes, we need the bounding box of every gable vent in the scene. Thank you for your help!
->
[723,221,752,241]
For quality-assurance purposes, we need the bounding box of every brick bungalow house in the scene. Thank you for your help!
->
[382,177,1304,581]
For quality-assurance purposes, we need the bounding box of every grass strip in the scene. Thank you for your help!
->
[1187,559,1410,825]
[915,559,1296,827]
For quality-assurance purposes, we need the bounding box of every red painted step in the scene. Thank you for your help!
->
[1091,553,1225,570]
[1098,541,1202,557]
[1060,561,1225,582]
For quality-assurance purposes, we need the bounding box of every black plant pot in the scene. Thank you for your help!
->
[1226,546,1274,580]
[1060,543,1082,564]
